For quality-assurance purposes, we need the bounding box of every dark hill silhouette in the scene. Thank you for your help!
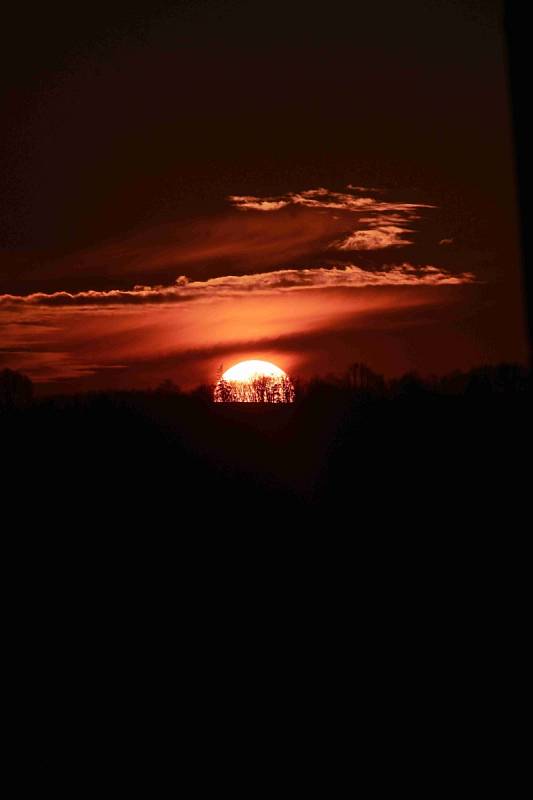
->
[2,362,530,533]
[4,361,529,769]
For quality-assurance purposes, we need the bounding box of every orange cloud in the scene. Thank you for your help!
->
[0,264,476,307]
[229,186,435,214]
[0,184,490,390]
[227,186,435,252]
[334,226,414,250]
[0,278,489,389]
[2,185,439,294]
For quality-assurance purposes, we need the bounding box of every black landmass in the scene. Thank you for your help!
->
[3,362,529,777]
[3,363,530,530]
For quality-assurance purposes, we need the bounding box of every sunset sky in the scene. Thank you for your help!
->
[1,0,528,392]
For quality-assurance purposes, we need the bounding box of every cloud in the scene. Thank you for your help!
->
[0,264,476,308]
[2,185,438,293]
[346,184,384,193]
[334,225,414,250]
[228,186,435,215]
[0,348,127,382]
[2,279,487,388]
[439,238,454,246]
[223,196,289,211]
[228,186,436,251]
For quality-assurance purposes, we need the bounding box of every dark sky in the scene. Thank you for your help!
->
[0,0,528,390]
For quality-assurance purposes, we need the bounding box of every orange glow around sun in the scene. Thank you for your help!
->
[214,359,295,403]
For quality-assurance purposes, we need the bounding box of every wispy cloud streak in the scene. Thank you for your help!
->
[334,226,414,250]
[0,264,476,308]
[228,185,435,251]
[229,186,434,215]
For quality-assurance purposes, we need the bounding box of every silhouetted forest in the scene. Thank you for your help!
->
[3,357,529,766]
[214,372,295,403]
[2,362,531,533]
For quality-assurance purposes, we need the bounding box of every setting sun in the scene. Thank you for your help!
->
[214,360,295,403]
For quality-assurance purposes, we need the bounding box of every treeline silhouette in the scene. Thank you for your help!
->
[2,362,530,533]
[214,372,295,403]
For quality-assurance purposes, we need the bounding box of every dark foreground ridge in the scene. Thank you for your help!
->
[3,362,529,778]
[2,362,531,532]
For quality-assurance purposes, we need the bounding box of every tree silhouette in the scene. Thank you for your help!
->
[214,372,295,402]
[391,371,427,398]
[346,362,385,395]
[214,376,233,402]
[0,368,33,409]
[155,378,180,394]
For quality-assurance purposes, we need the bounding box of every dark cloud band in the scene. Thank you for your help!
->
[0,264,476,308]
